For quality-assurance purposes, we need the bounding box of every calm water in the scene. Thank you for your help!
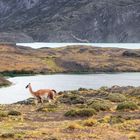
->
[0,73,140,104]
[17,43,140,49]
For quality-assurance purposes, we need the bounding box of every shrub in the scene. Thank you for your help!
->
[117,102,139,111]
[37,104,58,112]
[46,137,59,140]
[8,110,21,116]
[65,108,96,117]
[76,104,87,109]
[107,93,126,102]
[78,88,88,91]
[64,109,78,117]
[67,123,83,130]
[109,116,125,124]
[83,118,98,127]
[1,133,14,138]
[88,99,111,111]
[0,111,8,117]
[77,109,96,117]
[100,86,108,91]
[59,94,85,104]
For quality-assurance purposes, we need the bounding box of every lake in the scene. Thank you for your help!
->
[0,73,140,104]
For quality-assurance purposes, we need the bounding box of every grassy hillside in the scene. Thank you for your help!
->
[0,86,139,139]
[0,44,140,75]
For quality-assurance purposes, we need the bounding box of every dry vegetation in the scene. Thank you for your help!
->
[0,86,140,140]
[0,44,140,76]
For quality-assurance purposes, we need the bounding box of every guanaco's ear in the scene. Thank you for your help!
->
[25,83,30,89]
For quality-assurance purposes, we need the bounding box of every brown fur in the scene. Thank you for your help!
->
[26,83,56,103]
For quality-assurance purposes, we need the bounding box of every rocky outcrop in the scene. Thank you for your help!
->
[122,50,140,57]
[0,77,11,87]
[0,0,140,42]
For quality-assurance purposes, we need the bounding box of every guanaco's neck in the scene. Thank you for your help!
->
[29,85,35,95]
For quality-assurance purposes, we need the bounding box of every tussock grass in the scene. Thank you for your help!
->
[87,99,111,111]
[65,108,96,117]
[117,102,139,111]
[107,93,126,102]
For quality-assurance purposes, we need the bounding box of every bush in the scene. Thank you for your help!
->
[37,104,58,112]
[88,99,111,111]
[78,88,88,91]
[0,111,8,117]
[64,109,78,117]
[1,133,14,138]
[100,86,108,91]
[109,116,125,124]
[67,123,83,130]
[59,94,85,104]
[107,93,126,102]
[77,109,96,117]
[83,118,98,127]
[65,108,96,117]
[8,110,21,116]
[117,102,139,111]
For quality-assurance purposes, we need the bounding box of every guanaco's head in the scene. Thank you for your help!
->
[25,83,31,89]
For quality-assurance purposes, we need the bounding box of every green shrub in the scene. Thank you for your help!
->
[77,109,96,117]
[100,86,108,91]
[59,94,85,104]
[8,110,21,116]
[64,109,78,117]
[0,111,8,117]
[88,99,111,111]
[65,108,96,117]
[107,93,126,102]
[117,102,139,111]
[1,133,14,138]
[109,116,125,124]
[78,88,88,91]
[37,104,58,112]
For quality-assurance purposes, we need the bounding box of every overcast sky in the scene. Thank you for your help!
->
[17,43,140,49]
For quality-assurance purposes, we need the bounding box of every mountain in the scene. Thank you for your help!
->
[0,0,140,42]
[0,44,140,75]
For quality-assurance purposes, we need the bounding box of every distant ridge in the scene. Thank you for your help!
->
[0,44,140,74]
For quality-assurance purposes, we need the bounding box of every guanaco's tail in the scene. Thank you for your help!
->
[52,89,57,94]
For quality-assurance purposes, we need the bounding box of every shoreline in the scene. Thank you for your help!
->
[0,85,140,105]
[0,71,140,88]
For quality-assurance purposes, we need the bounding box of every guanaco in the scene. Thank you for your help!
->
[25,83,57,103]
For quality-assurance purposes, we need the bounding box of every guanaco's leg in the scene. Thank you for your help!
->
[37,96,42,103]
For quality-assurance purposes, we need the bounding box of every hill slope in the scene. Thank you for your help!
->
[0,0,140,42]
[0,44,140,74]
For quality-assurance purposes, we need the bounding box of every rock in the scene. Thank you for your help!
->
[15,98,35,105]
[122,50,140,57]
[0,77,11,87]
